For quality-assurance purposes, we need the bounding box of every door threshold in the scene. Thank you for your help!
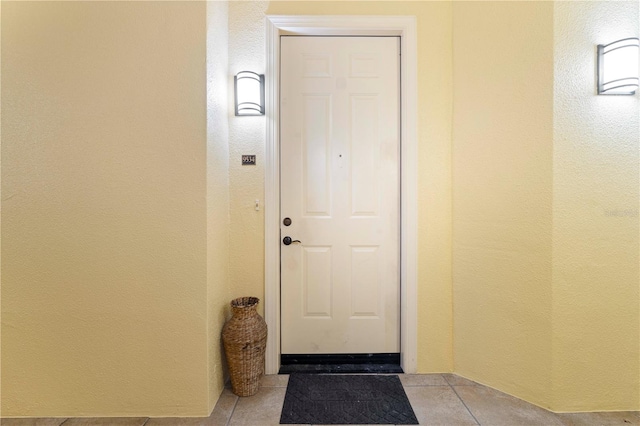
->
[279,363,403,374]
[279,353,403,374]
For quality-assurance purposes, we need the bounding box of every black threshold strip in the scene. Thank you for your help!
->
[279,353,403,374]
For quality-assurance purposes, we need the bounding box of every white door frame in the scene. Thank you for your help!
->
[264,15,418,375]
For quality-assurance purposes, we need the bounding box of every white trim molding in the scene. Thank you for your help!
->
[264,15,418,374]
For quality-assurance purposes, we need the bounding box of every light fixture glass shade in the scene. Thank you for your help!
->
[234,71,265,116]
[597,37,639,95]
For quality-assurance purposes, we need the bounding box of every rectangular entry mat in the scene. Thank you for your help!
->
[279,374,419,425]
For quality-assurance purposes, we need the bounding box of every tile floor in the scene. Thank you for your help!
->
[2,374,639,426]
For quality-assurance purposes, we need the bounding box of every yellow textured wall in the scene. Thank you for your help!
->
[261,0,455,373]
[1,1,212,416]
[453,0,640,412]
[0,0,3,411]
[228,1,269,312]
[452,1,555,409]
[552,0,639,411]
[206,0,232,409]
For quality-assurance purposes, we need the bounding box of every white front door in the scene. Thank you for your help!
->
[280,36,400,355]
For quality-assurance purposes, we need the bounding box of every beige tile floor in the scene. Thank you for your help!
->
[2,374,639,426]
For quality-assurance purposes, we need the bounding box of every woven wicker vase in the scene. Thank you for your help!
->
[222,297,268,397]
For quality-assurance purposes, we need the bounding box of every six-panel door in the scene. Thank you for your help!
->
[280,36,400,354]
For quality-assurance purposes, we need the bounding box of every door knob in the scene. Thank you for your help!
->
[283,236,301,245]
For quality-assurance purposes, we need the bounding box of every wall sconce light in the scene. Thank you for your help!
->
[234,71,265,116]
[597,37,639,95]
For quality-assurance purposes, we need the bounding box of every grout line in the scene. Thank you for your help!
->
[447,380,482,426]
[225,395,240,426]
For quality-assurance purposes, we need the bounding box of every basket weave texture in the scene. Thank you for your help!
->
[222,297,268,397]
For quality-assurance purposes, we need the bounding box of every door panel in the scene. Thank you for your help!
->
[280,36,400,354]
[303,246,332,317]
[302,95,331,216]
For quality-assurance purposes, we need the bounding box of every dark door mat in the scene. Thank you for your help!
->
[279,363,403,374]
[279,374,419,425]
